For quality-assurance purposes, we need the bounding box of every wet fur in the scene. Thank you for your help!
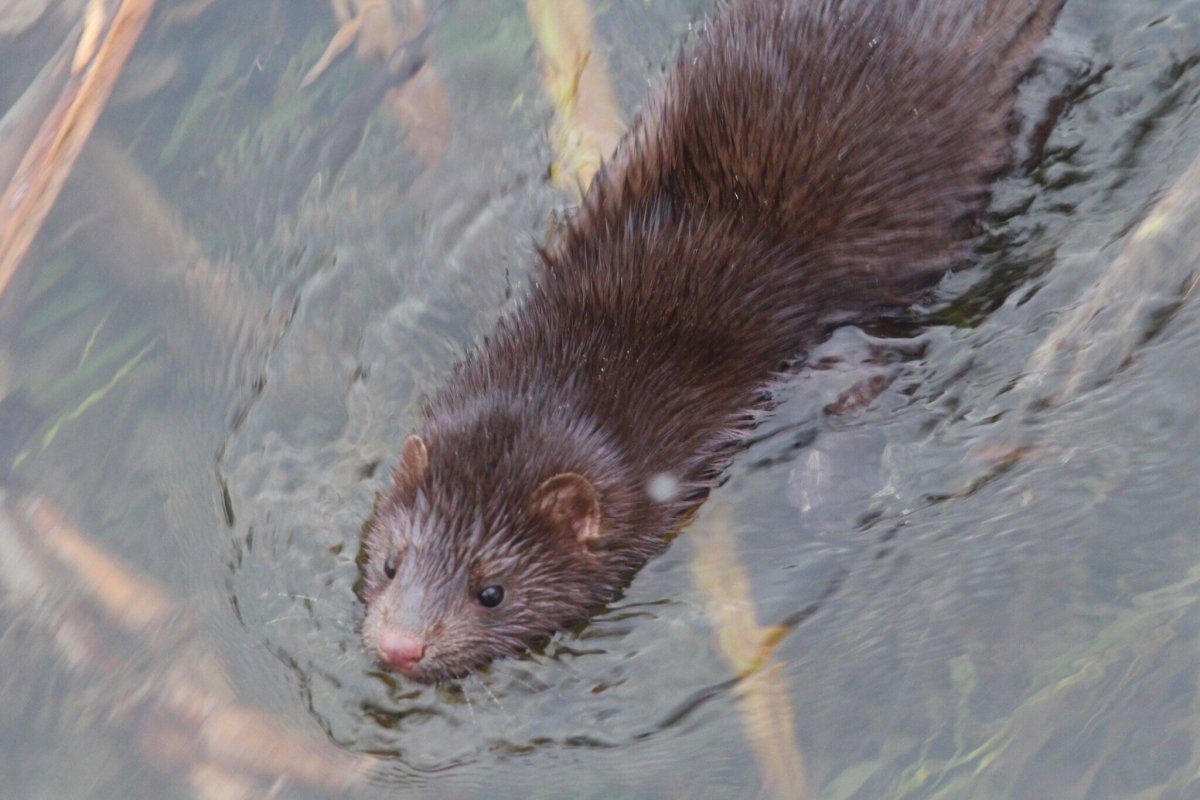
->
[361,0,1064,682]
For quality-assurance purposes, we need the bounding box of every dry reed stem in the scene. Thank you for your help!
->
[1021,137,1200,408]
[526,0,624,198]
[0,0,158,300]
[692,505,809,800]
[17,494,175,633]
[3,492,373,794]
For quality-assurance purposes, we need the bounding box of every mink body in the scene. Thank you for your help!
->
[361,0,1064,682]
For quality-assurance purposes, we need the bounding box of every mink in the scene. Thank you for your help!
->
[359,0,1064,682]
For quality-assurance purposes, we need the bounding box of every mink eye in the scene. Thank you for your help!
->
[477,585,505,608]
[383,555,398,579]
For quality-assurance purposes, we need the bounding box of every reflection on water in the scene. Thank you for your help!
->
[2,0,1200,797]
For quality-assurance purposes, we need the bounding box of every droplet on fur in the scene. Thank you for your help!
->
[647,472,680,503]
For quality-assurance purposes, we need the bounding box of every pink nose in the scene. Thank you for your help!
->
[378,628,426,672]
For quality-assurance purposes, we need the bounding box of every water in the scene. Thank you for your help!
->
[2,1,1199,797]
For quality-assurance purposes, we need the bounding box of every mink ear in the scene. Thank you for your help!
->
[393,434,429,500]
[530,473,602,548]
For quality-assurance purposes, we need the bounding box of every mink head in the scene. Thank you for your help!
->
[359,403,647,683]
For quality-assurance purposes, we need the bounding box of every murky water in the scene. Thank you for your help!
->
[2,1,1199,798]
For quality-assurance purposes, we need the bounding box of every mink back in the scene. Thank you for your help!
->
[435,0,1064,521]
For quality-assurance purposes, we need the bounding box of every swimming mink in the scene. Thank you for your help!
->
[360,0,1064,682]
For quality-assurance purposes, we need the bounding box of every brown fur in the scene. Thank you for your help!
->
[360,0,1064,682]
